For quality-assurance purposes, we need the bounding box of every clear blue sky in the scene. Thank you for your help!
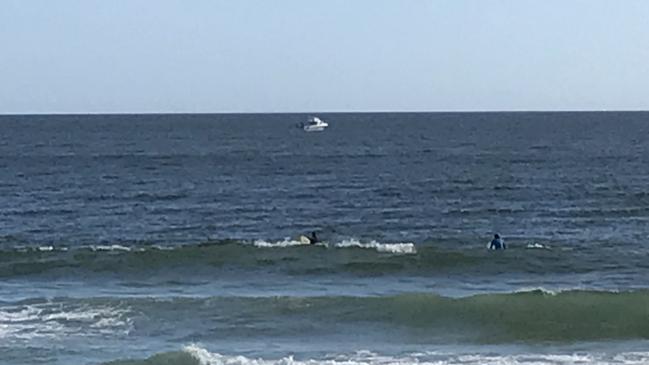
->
[1,0,648,113]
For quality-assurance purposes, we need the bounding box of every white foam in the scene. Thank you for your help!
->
[89,244,133,252]
[0,301,132,340]
[12,245,68,252]
[183,346,649,365]
[87,244,148,252]
[335,239,417,254]
[526,242,551,249]
[252,238,416,254]
[511,286,620,296]
[253,238,309,248]
[0,306,41,322]
[513,287,560,296]
[151,244,176,251]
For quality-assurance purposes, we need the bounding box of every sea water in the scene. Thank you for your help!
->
[1,112,649,364]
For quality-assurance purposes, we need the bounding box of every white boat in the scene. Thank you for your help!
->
[301,116,328,132]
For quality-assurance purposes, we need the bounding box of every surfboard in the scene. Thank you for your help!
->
[298,235,311,245]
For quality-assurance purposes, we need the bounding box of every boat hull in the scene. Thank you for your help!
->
[303,125,327,132]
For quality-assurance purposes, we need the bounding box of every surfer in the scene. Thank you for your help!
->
[489,234,506,250]
[308,231,319,244]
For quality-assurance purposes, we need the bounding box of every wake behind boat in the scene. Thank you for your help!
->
[300,116,328,132]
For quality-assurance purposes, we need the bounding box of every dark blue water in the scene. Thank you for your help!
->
[1,112,649,365]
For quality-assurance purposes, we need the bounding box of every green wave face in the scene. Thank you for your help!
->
[101,351,199,365]
[239,290,649,343]
[368,290,649,342]
[10,290,647,344]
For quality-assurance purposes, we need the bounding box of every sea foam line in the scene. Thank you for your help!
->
[335,239,416,254]
[0,301,133,340]
[253,238,308,248]
[253,238,416,254]
[182,345,649,365]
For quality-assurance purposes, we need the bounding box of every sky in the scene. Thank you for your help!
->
[1,0,648,114]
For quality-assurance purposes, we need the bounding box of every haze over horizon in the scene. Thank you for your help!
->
[2,0,648,114]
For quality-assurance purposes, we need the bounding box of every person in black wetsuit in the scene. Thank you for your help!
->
[308,231,319,244]
[489,234,506,250]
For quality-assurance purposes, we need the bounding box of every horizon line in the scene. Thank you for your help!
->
[1,109,649,116]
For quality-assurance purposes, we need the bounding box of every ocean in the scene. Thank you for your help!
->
[1,112,648,364]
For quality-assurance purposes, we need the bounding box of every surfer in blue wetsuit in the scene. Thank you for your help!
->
[308,231,319,245]
[489,234,506,250]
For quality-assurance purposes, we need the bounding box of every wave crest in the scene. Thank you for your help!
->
[100,345,649,365]
[335,239,416,254]
[253,238,417,254]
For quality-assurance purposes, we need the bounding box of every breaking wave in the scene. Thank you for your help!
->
[4,290,649,344]
[101,344,649,365]
[253,238,416,254]
[0,238,638,279]
[0,298,132,341]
